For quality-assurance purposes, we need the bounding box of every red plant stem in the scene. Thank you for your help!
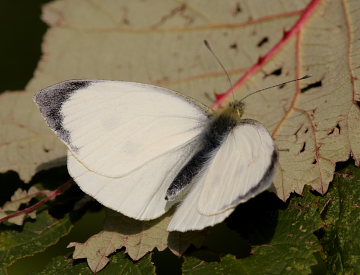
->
[0,180,74,224]
[211,0,322,110]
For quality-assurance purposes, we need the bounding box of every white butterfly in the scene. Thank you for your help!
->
[34,80,277,232]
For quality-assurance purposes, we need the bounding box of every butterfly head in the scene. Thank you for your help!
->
[213,100,245,124]
[229,100,244,112]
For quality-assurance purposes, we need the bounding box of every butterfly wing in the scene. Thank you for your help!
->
[167,172,233,231]
[35,80,208,220]
[35,80,208,177]
[168,121,277,232]
[198,121,277,216]
[68,140,199,220]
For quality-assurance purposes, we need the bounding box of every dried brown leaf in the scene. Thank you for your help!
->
[0,0,358,220]
[68,210,204,273]
[0,186,50,225]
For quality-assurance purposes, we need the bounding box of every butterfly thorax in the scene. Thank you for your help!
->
[165,101,245,201]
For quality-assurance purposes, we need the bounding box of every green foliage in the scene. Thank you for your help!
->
[0,210,72,273]
[317,166,360,274]
[183,187,323,274]
[39,253,155,275]
[3,165,360,274]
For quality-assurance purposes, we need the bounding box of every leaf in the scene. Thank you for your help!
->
[0,0,357,202]
[182,187,323,274]
[168,229,205,257]
[0,186,51,225]
[39,253,155,275]
[39,256,93,275]
[0,210,72,272]
[0,1,359,273]
[68,210,204,273]
[318,165,360,273]
[0,90,67,182]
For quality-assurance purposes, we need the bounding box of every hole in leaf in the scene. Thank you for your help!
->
[300,142,306,153]
[294,126,302,136]
[356,101,360,108]
[301,80,322,93]
[312,159,317,164]
[304,128,309,134]
[229,43,237,50]
[271,67,282,76]
[257,37,269,47]
[328,123,341,135]
[264,68,282,78]
[234,3,242,14]
[43,147,50,153]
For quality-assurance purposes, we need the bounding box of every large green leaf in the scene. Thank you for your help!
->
[39,252,155,275]
[0,210,72,273]
[183,187,323,274]
[318,165,360,274]
[182,165,360,274]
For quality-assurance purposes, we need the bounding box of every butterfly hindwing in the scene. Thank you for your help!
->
[168,121,277,232]
[167,171,233,232]
[68,140,200,220]
[197,121,277,216]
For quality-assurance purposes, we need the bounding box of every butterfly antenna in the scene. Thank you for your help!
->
[204,40,235,102]
[239,75,311,102]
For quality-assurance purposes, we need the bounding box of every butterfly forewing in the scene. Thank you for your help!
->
[35,80,208,178]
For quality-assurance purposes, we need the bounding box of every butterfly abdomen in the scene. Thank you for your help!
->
[165,104,244,201]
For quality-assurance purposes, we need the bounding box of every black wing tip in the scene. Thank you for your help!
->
[34,80,95,149]
[35,80,94,105]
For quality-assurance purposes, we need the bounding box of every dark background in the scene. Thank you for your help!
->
[0,0,51,92]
